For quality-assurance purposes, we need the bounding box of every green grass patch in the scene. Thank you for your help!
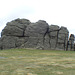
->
[0,48,75,75]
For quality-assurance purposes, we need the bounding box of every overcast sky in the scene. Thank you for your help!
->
[0,0,75,36]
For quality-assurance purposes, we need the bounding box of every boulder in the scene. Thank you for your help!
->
[59,26,69,34]
[57,26,69,50]
[49,25,60,49]
[1,18,31,37]
[24,20,49,49]
[68,34,74,50]
[69,34,74,40]
[24,20,49,37]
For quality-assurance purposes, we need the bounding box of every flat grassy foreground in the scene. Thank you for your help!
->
[0,49,75,75]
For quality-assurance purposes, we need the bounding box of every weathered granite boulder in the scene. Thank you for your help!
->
[68,34,74,50]
[0,19,50,50]
[49,25,60,49]
[57,26,69,50]
[48,25,69,50]
[1,18,31,37]
[24,20,49,49]
[0,18,31,49]
[0,18,74,51]
[49,25,59,31]
[0,35,29,49]
[24,20,49,37]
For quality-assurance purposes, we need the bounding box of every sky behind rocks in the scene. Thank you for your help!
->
[0,0,75,36]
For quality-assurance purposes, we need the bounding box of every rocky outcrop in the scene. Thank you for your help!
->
[57,27,69,50]
[1,18,30,37]
[68,34,74,50]
[1,18,30,49]
[49,25,59,49]
[24,20,49,49]
[0,18,74,50]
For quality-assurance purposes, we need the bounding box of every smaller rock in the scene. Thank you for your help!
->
[69,34,74,40]
[68,34,74,50]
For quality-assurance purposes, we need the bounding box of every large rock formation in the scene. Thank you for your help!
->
[0,18,74,50]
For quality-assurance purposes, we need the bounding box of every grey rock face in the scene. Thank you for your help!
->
[0,35,29,50]
[57,26,69,50]
[1,18,30,37]
[48,25,69,50]
[0,18,31,49]
[68,34,74,50]
[49,25,59,31]
[0,18,74,51]
[44,33,50,50]
[0,35,16,49]
[24,20,49,49]
[25,20,49,37]
[49,25,60,49]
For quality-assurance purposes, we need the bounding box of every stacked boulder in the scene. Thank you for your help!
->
[49,25,59,49]
[0,18,74,50]
[48,25,69,50]
[23,20,49,49]
[0,18,31,49]
[57,27,69,50]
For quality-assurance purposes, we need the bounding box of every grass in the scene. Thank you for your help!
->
[0,48,75,75]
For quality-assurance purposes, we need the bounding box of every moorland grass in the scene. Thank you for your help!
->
[0,48,75,75]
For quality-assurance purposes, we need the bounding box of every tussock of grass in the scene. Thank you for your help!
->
[0,49,75,75]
